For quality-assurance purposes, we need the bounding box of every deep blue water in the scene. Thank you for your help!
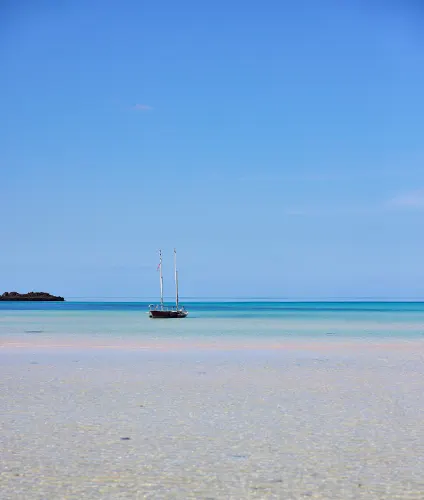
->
[1,300,424,315]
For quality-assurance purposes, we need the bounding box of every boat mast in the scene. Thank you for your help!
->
[174,248,179,310]
[159,249,164,309]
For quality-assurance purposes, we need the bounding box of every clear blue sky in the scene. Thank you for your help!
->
[1,0,424,299]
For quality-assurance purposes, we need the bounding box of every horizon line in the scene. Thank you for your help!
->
[62,296,424,301]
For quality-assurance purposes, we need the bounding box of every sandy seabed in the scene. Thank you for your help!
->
[1,338,424,499]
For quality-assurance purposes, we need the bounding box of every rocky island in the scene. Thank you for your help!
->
[0,291,65,301]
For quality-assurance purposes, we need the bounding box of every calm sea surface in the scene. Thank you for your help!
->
[1,301,424,340]
[2,303,424,498]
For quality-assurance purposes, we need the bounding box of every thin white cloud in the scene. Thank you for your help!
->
[133,104,152,111]
[389,190,424,209]
[284,209,309,216]
[282,191,424,217]
[283,204,388,217]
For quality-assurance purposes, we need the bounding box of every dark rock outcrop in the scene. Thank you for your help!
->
[0,291,65,301]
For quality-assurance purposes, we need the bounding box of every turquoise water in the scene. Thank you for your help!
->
[2,300,424,315]
[1,301,424,339]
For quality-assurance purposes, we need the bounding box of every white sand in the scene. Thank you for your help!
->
[1,345,424,499]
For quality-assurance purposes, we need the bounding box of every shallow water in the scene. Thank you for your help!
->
[1,349,424,499]
[1,301,424,341]
[1,302,424,498]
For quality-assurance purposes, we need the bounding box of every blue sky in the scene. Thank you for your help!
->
[1,0,424,299]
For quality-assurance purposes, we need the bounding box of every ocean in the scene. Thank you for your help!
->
[2,301,424,498]
[1,301,424,342]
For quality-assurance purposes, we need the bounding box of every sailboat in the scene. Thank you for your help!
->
[148,249,188,318]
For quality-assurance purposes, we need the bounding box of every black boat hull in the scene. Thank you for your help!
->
[149,309,188,319]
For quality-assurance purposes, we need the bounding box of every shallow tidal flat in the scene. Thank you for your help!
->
[1,346,424,499]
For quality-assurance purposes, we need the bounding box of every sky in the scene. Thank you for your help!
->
[1,0,424,299]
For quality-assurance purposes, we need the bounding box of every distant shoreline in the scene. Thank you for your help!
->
[0,292,65,302]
